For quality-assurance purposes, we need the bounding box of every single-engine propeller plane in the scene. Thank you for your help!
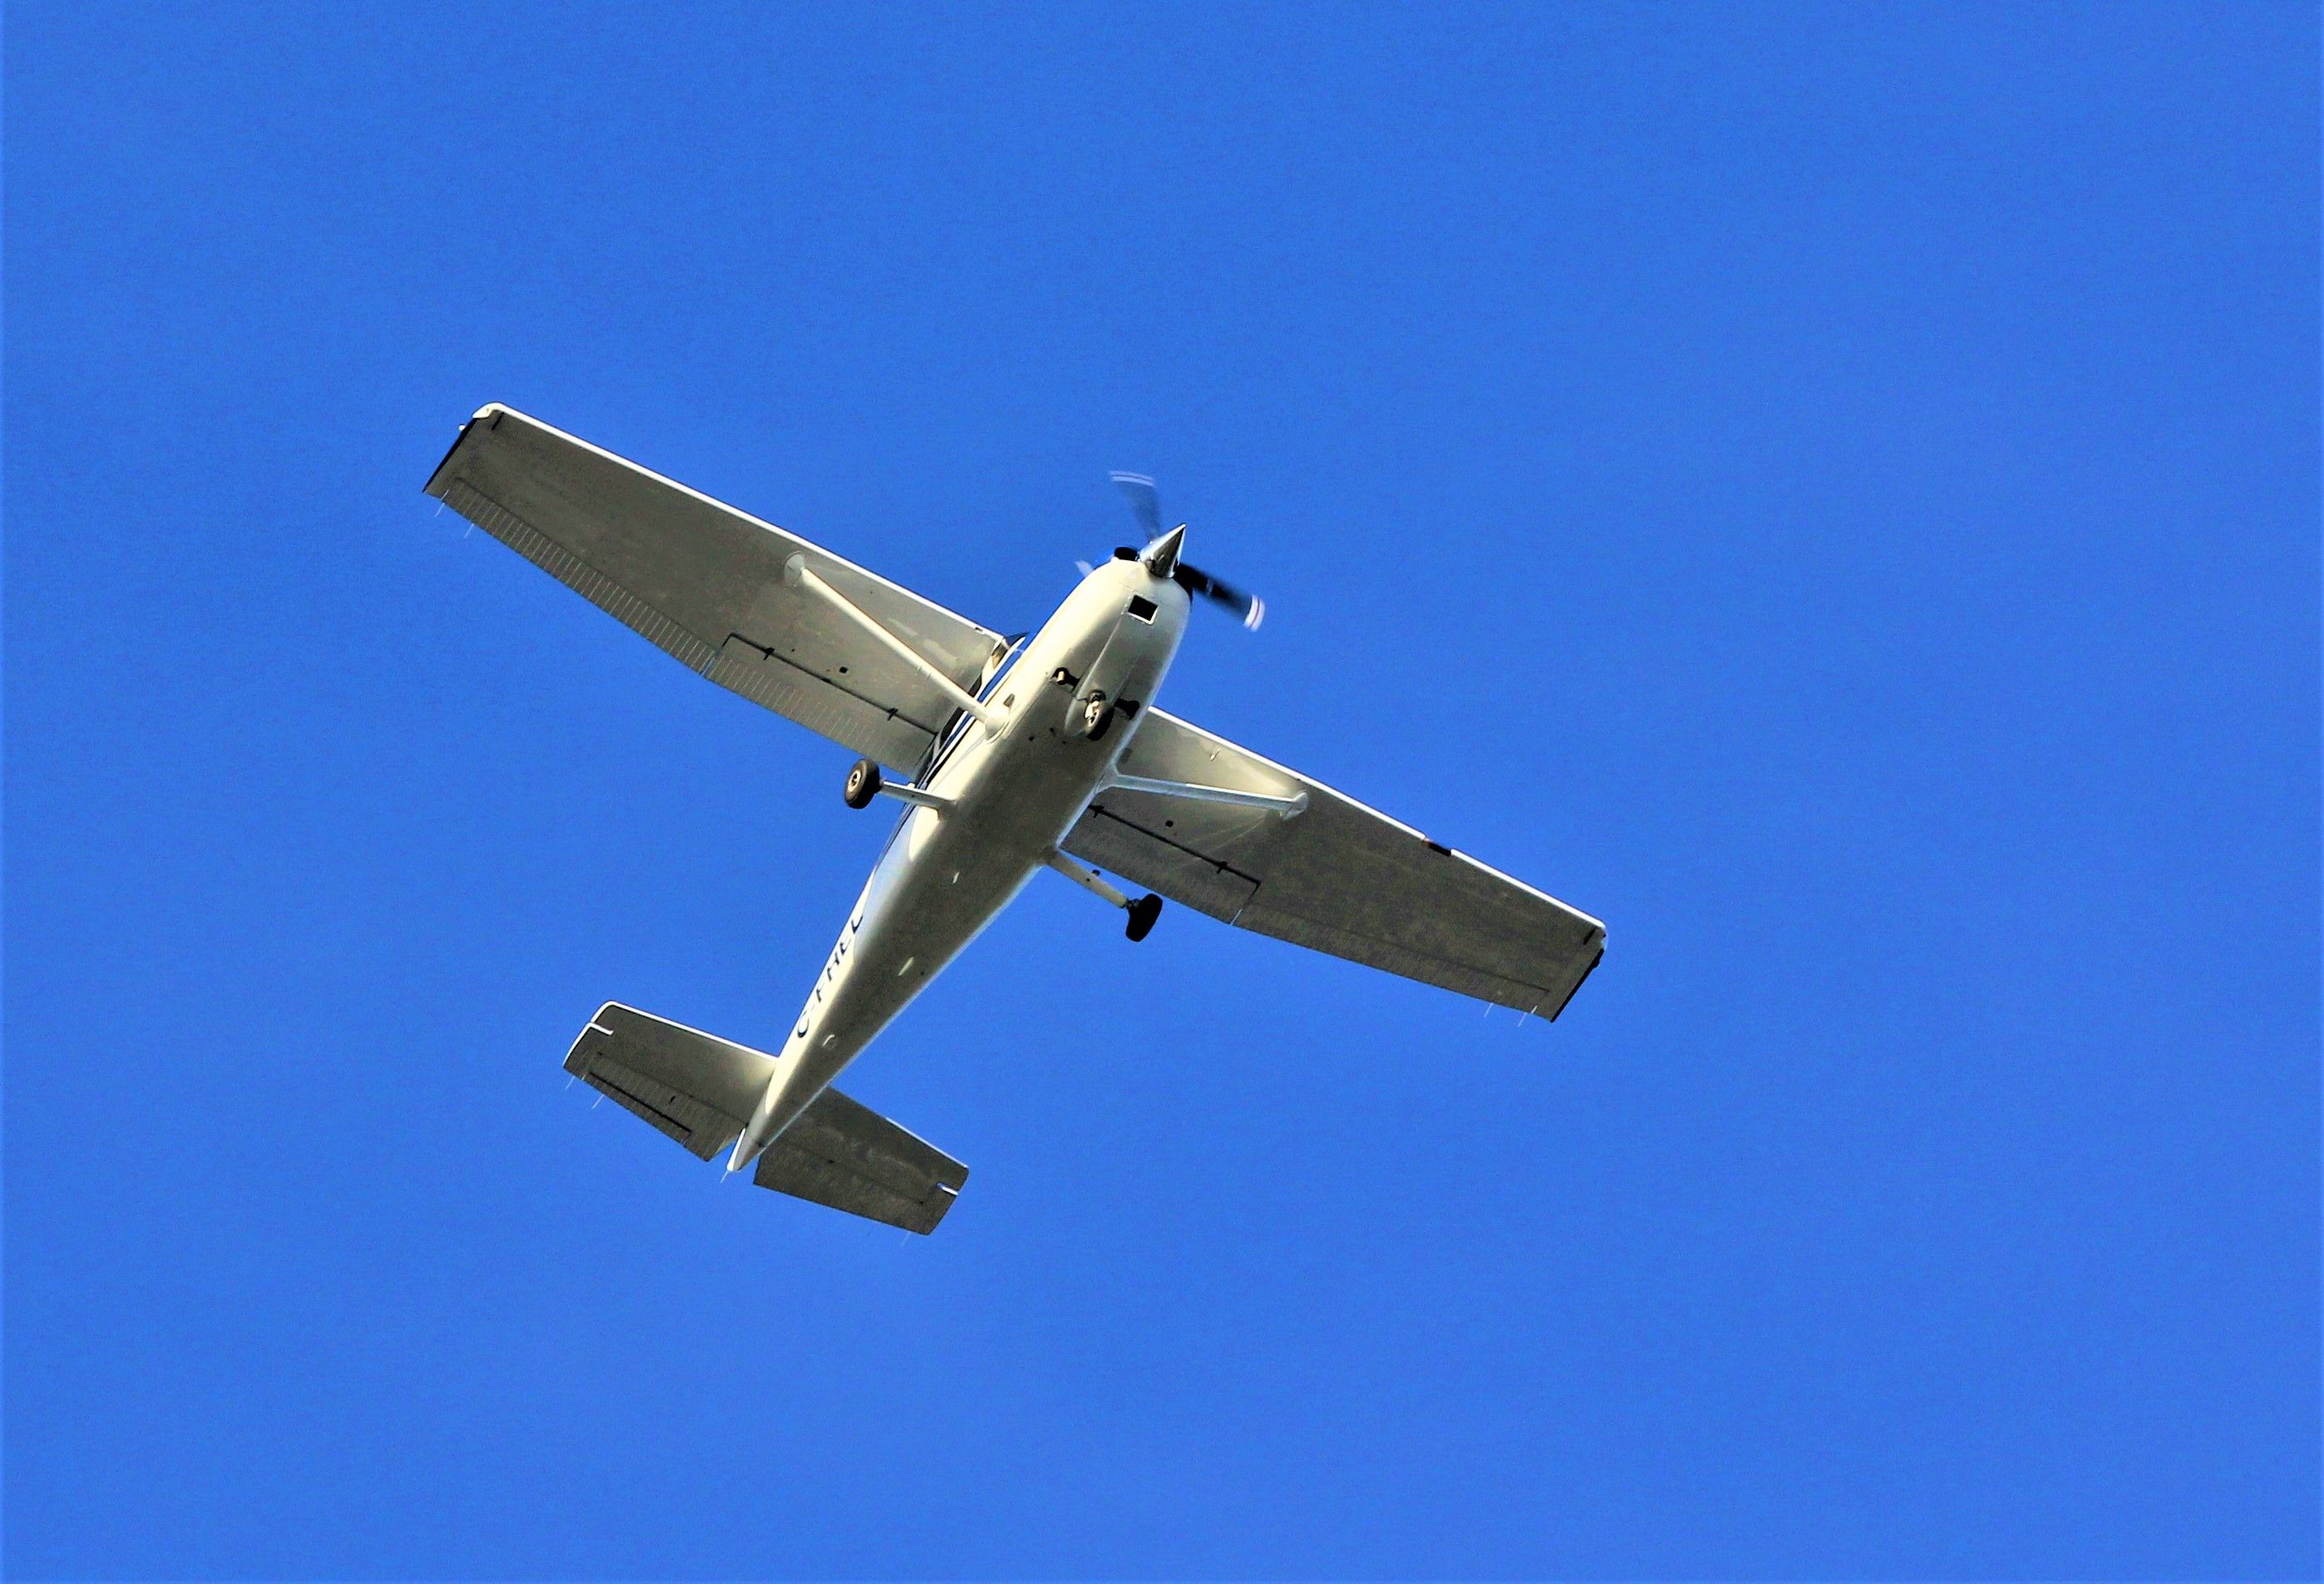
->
[426,406,1604,1233]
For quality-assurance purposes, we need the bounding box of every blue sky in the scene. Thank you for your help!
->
[6,4,2316,1578]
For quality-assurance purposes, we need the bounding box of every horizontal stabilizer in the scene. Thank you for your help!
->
[565,1003,771,1160]
[753,1087,968,1235]
[564,1003,968,1233]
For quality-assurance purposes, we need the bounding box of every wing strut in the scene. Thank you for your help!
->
[1105,771,1309,819]
[785,555,1004,731]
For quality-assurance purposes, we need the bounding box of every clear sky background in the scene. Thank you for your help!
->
[6,4,2317,1579]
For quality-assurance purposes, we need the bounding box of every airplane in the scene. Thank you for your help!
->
[426,405,1605,1234]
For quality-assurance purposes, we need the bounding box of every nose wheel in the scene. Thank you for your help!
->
[843,757,883,809]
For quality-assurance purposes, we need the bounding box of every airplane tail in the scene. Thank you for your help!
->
[564,1003,968,1234]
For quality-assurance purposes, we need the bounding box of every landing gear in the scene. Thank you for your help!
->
[843,757,882,809]
[1044,853,1160,942]
[1125,893,1163,942]
[1081,694,1117,742]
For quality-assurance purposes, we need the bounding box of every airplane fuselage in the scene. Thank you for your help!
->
[729,549,1190,1171]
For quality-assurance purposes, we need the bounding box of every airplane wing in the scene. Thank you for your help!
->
[565,1003,968,1234]
[1061,711,1605,1017]
[426,405,1008,773]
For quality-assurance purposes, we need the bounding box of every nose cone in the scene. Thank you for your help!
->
[1142,524,1186,580]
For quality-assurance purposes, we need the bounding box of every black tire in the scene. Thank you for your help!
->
[1081,694,1117,742]
[1125,894,1163,942]
[843,757,883,809]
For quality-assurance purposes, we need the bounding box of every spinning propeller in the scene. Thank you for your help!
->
[1106,471,1266,631]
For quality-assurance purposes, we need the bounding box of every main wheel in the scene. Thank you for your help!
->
[1125,894,1163,942]
[843,757,883,809]
[1081,694,1117,742]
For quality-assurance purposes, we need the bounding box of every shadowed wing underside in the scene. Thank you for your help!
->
[1064,710,1605,1016]
[426,405,1007,773]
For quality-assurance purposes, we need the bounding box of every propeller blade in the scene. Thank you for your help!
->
[1175,561,1266,631]
[1107,474,1263,629]
[1109,471,1162,538]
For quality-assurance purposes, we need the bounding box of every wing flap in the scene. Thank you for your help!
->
[1060,803,1259,922]
[427,406,1005,772]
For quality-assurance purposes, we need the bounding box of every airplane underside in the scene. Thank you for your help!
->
[426,405,1606,1234]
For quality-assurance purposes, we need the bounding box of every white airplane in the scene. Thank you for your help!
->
[426,406,1605,1233]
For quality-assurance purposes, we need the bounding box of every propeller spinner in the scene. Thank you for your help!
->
[1105,471,1265,631]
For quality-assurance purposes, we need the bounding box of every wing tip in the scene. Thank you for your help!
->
[423,402,515,497]
[564,1001,632,1068]
[1547,941,1606,1021]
